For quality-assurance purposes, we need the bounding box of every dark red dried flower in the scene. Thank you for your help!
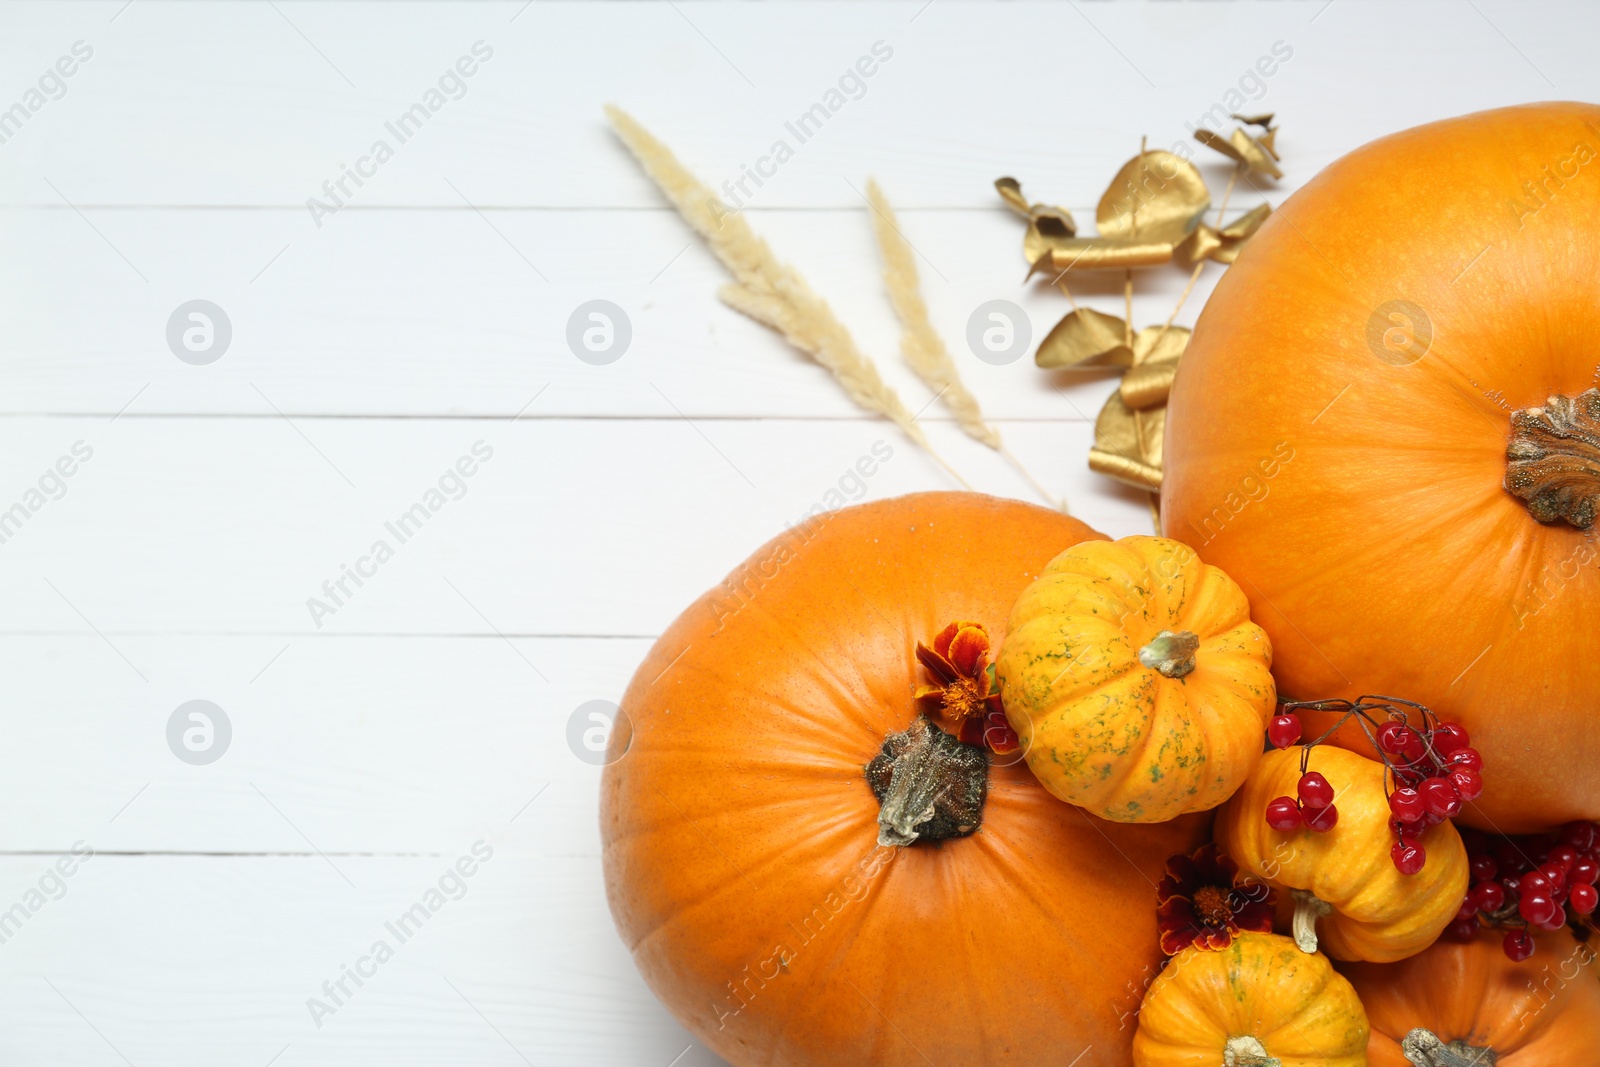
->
[914,621,1017,752]
[1156,843,1276,955]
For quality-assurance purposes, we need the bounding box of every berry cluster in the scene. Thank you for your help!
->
[1451,820,1600,961]
[1261,696,1483,876]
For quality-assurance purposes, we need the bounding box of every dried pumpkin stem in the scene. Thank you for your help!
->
[1505,388,1600,529]
[1138,629,1200,679]
[1290,889,1332,954]
[865,716,988,847]
[1223,1035,1280,1067]
[1399,1028,1497,1067]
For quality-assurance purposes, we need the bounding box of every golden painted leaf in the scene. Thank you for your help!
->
[1121,359,1181,410]
[995,176,1032,218]
[1023,215,1083,266]
[997,177,1077,264]
[1089,392,1162,490]
[1229,128,1282,178]
[1138,404,1166,469]
[1220,202,1271,240]
[1133,324,1190,366]
[1258,126,1280,160]
[1120,326,1190,410]
[1176,224,1223,266]
[1096,151,1210,244]
[1036,308,1132,369]
[1195,127,1282,178]
[1028,238,1174,278]
[1194,128,1249,166]
[1176,204,1272,266]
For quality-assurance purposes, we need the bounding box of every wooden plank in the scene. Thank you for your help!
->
[2,2,1589,208]
[0,634,647,853]
[0,852,726,1066]
[0,204,1228,419]
[0,415,1154,639]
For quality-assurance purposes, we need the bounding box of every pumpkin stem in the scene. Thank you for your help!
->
[865,715,988,847]
[1400,1028,1497,1067]
[1290,889,1332,954]
[1223,1035,1281,1067]
[1505,388,1600,529]
[1138,629,1201,678]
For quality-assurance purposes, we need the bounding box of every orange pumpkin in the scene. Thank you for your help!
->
[1342,926,1600,1066]
[1162,102,1600,832]
[1133,932,1370,1067]
[601,492,1212,1066]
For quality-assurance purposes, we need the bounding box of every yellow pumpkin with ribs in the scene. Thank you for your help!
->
[997,535,1274,822]
[1218,747,1468,963]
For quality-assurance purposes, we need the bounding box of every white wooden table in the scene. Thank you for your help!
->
[0,1,1593,1062]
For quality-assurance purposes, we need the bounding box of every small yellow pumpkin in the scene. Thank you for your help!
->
[997,535,1275,822]
[1133,931,1370,1067]
[1217,746,1468,963]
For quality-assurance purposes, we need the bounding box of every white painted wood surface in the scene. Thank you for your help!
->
[1,1,1595,1063]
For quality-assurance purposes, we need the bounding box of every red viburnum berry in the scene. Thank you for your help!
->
[1449,767,1484,803]
[1570,882,1598,916]
[1450,748,1484,772]
[1547,845,1579,871]
[1447,916,1480,941]
[1561,820,1599,852]
[1392,839,1426,875]
[1519,892,1560,927]
[1267,713,1301,749]
[1469,854,1499,883]
[1472,880,1507,912]
[1432,721,1470,756]
[1504,929,1535,961]
[1378,721,1412,754]
[1389,787,1425,823]
[1496,842,1531,875]
[1420,776,1463,818]
[1265,796,1303,832]
[1304,803,1339,833]
[1297,771,1335,809]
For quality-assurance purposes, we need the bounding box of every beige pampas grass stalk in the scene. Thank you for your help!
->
[605,105,970,490]
[864,179,1061,510]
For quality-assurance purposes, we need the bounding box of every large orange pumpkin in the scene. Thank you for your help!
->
[601,492,1211,1066]
[1162,102,1600,832]
[1342,926,1600,1066]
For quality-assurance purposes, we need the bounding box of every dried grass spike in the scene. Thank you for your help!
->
[867,178,1060,509]
[866,179,998,448]
[606,106,968,486]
